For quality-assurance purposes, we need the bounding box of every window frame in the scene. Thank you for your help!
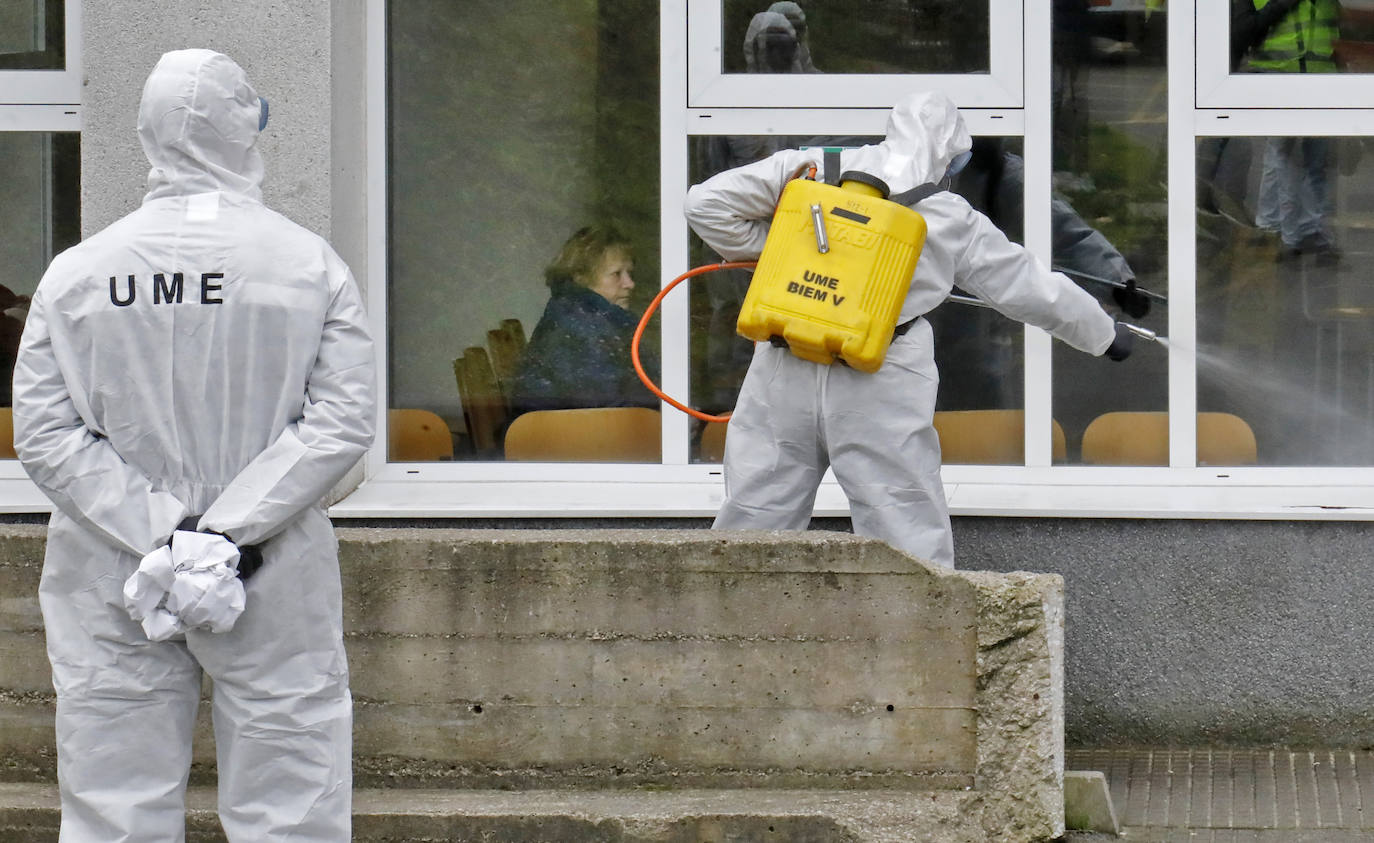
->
[342,0,1374,521]
[685,0,1024,109]
[0,0,81,105]
[1196,0,1374,108]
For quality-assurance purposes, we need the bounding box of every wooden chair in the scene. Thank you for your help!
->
[932,409,1068,464]
[388,408,454,461]
[1080,411,1258,466]
[696,410,1065,465]
[485,318,527,404]
[504,407,662,462]
[453,319,526,457]
[453,346,508,457]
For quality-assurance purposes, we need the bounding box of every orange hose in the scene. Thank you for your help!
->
[632,261,758,424]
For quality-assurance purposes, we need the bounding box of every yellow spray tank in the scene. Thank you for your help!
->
[736,168,929,373]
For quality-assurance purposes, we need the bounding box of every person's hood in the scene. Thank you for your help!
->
[743,11,797,73]
[138,49,264,203]
[844,90,972,195]
[767,2,807,35]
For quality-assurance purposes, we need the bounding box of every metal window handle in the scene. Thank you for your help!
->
[810,203,829,254]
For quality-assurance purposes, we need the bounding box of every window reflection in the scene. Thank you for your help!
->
[1197,135,1374,466]
[1052,1,1169,465]
[721,0,989,75]
[1231,0,1374,74]
[387,2,660,462]
[0,133,78,412]
[0,0,64,70]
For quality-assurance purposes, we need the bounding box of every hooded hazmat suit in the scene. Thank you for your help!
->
[13,49,375,840]
[684,91,1119,567]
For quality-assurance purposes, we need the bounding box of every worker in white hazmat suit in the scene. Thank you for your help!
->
[13,49,375,840]
[684,90,1133,568]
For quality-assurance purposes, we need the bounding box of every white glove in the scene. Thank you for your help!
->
[164,531,246,634]
[122,531,247,640]
[122,544,186,642]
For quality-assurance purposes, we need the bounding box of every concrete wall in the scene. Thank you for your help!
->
[0,527,1067,842]
[334,514,1374,749]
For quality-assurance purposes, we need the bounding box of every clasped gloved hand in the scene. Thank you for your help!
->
[174,516,265,580]
[122,524,250,641]
[1104,322,1135,362]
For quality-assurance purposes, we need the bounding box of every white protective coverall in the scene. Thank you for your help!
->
[684,91,1118,568]
[13,50,375,841]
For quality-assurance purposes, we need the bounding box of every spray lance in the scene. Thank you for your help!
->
[944,292,1163,345]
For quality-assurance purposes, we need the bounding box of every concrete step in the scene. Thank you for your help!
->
[0,783,982,842]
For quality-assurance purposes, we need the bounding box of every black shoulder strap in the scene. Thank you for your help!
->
[889,182,943,207]
[823,148,842,185]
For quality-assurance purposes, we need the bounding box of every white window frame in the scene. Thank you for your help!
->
[1196,0,1374,108]
[0,0,81,106]
[338,0,1374,521]
[0,1,81,511]
[685,0,1024,109]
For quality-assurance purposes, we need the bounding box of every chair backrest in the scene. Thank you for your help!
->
[932,409,1067,464]
[504,407,662,462]
[453,345,508,456]
[486,318,527,402]
[0,407,14,460]
[696,410,1066,465]
[453,319,526,457]
[699,419,729,462]
[388,408,454,462]
[1080,411,1258,465]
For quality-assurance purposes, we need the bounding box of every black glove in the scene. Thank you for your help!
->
[1112,277,1151,319]
[171,516,263,581]
[1104,322,1134,362]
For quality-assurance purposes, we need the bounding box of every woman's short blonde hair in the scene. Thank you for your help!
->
[545,224,632,288]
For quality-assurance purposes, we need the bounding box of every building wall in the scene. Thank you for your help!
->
[82,0,338,243]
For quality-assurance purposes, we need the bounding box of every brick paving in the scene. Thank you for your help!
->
[1067,748,1374,842]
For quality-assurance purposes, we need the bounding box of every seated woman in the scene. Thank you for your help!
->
[511,224,660,417]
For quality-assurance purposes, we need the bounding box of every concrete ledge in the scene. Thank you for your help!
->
[0,783,999,843]
[0,526,1066,841]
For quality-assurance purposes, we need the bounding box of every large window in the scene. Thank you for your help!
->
[386,1,660,463]
[1052,0,1170,465]
[354,0,1374,518]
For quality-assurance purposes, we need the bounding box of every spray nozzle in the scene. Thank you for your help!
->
[1122,322,1160,343]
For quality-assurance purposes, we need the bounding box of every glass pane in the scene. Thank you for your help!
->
[0,132,79,418]
[720,0,989,75]
[1197,135,1374,466]
[388,1,660,462]
[1052,1,1169,465]
[0,0,64,70]
[1232,0,1374,75]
